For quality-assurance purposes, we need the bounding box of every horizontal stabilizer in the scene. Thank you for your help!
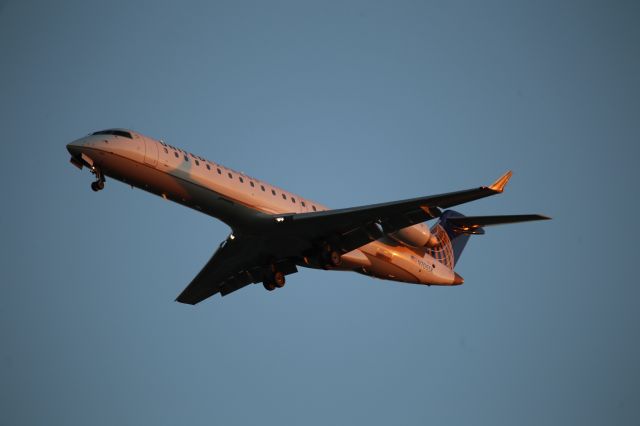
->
[446,214,550,233]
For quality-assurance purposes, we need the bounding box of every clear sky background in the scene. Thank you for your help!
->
[1,1,639,425]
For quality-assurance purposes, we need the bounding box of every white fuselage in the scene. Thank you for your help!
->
[67,130,460,286]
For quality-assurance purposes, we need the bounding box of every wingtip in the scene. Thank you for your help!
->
[175,295,197,305]
[489,170,513,192]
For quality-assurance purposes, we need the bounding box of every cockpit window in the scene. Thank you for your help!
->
[91,129,133,139]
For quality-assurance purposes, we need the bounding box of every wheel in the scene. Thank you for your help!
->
[91,181,99,192]
[274,271,285,288]
[263,281,276,291]
[328,250,342,267]
[96,180,105,190]
[322,250,342,268]
[321,244,342,267]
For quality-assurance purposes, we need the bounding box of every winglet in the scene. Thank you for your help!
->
[488,170,513,193]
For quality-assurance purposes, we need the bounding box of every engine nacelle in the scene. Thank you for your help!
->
[390,223,439,248]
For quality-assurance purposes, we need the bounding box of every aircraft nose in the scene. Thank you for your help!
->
[66,138,88,158]
[66,141,80,156]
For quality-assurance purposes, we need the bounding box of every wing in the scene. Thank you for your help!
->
[275,171,516,254]
[175,235,297,305]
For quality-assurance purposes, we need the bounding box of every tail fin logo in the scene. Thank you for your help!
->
[426,224,455,269]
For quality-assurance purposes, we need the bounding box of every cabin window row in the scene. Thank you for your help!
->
[160,142,318,211]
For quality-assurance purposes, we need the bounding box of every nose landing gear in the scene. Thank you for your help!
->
[90,167,105,192]
[91,180,105,192]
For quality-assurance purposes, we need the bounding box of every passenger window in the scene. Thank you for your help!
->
[282,193,287,200]
[239,177,244,183]
[301,201,306,207]
[174,152,179,158]
[291,197,296,203]
[163,147,168,154]
[261,185,265,191]
[312,205,317,211]
[206,164,211,170]
[271,189,276,196]
[228,172,232,179]
[184,155,189,161]
[195,160,200,166]
[250,181,254,187]
[217,168,221,174]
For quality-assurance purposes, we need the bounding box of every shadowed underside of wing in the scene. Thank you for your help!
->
[175,234,299,305]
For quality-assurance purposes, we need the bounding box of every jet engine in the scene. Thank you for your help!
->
[389,223,439,248]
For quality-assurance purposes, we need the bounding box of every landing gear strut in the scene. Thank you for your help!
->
[90,167,105,192]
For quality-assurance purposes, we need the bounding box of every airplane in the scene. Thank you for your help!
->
[66,129,549,305]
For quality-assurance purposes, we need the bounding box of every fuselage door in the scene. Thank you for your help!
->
[143,138,158,167]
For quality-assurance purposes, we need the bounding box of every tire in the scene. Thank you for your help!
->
[328,250,342,267]
[274,271,285,288]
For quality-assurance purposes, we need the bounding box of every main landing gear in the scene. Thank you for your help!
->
[90,167,105,192]
[321,245,342,269]
[263,270,286,291]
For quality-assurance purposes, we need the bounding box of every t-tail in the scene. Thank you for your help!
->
[428,209,550,270]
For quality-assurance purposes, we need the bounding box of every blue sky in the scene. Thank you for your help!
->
[1,1,639,425]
